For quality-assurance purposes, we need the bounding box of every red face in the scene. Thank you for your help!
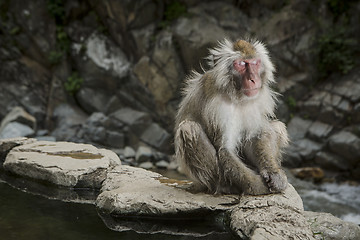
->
[233,58,262,97]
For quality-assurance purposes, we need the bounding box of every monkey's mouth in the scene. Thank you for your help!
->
[243,87,260,97]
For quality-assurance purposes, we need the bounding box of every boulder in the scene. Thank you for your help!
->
[314,151,349,171]
[110,108,151,136]
[328,131,360,166]
[307,121,333,141]
[173,16,226,72]
[290,167,325,182]
[95,165,315,239]
[0,122,35,139]
[305,211,360,240]
[287,117,312,141]
[140,123,171,152]
[123,146,136,159]
[0,137,37,163]
[3,141,121,188]
[50,103,88,141]
[0,106,36,131]
[230,186,314,239]
[85,33,131,79]
[96,165,238,217]
[135,146,153,163]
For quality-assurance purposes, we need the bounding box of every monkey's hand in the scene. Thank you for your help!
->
[260,170,288,192]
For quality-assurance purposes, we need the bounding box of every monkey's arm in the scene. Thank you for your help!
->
[249,120,289,192]
[217,147,270,195]
[176,120,270,195]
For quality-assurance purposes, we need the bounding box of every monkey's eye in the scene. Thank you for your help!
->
[240,61,246,65]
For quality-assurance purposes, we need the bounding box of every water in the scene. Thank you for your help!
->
[1,170,359,240]
[0,174,235,240]
[288,173,360,225]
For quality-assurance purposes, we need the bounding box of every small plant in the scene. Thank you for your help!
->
[47,0,65,24]
[160,1,187,28]
[48,50,63,64]
[64,72,83,96]
[316,28,356,79]
[287,96,297,109]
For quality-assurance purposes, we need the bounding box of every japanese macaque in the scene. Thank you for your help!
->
[174,39,289,195]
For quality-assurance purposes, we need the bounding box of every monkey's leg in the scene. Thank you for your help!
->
[218,148,270,195]
[246,120,289,192]
[175,120,220,193]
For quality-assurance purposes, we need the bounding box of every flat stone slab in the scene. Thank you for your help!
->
[96,165,317,239]
[3,140,121,188]
[96,165,238,218]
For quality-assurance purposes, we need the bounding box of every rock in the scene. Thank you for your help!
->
[140,123,171,152]
[138,161,154,170]
[0,107,37,139]
[305,211,360,240]
[3,141,121,188]
[315,151,349,171]
[77,88,113,114]
[331,71,360,102]
[173,16,226,72]
[293,138,323,161]
[155,160,169,169]
[0,122,35,139]
[307,121,333,141]
[328,131,360,166]
[133,56,174,107]
[35,136,56,142]
[287,117,312,141]
[96,165,314,239]
[105,131,125,149]
[8,0,56,65]
[229,185,314,240]
[85,33,130,79]
[104,95,124,115]
[135,146,153,163]
[131,24,155,56]
[0,137,37,163]
[110,108,151,136]
[290,167,325,182]
[0,106,36,132]
[50,104,88,141]
[96,165,237,216]
[124,146,136,159]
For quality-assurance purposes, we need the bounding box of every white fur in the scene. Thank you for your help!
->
[203,86,275,152]
[179,38,277,152]
[207,39,275,92]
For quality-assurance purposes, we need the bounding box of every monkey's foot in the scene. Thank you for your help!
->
[260,170,288,192]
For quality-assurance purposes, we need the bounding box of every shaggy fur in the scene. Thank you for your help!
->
[175,39,289,195]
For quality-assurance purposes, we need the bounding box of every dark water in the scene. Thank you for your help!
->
[0,180,235,240]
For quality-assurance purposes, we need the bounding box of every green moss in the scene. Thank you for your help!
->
[64,72,83,96]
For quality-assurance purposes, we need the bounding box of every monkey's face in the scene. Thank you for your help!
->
[209,39,275,98]
[232,58,262,98]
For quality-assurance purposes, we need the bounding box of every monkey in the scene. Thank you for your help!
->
[174,39,289,195]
